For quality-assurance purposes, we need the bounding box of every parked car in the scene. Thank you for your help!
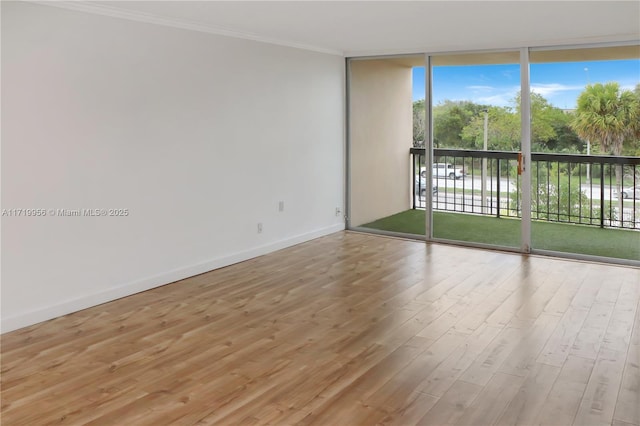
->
[421,163,464,180]
[415,176,438,196]
[618,185,640,199]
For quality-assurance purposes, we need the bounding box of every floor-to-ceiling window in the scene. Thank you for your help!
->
[528,45,640,261]
[430,51,522,249]
[347,44,639,265]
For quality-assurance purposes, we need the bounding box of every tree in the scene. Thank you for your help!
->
[515,92,557,147]
[545,119,583,153]
[623,83,640,156]
[413,100,425,147]
[461,105,520,150]
[433,100,486,148]
[511,163,594,223]
[458,93,578,152]
[571,82,640,225]
[514,92,581,152]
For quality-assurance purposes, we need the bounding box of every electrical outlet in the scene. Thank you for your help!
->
[278,201,284,212]
[335,207,341,216]
[257,222,263,233]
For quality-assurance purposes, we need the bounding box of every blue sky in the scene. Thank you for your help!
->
[413,59,640,109]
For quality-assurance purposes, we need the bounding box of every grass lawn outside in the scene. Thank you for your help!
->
[361,209,639,261]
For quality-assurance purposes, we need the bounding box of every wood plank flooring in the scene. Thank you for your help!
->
[1,231,638,425]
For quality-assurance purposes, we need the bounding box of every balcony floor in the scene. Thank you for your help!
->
[362,210,640,262]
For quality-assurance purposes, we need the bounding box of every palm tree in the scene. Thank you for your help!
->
[571,82,640,226]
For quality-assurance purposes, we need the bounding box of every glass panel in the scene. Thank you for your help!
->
[430,53,521,248]
[348,55,426,237]
[529,45,640,261]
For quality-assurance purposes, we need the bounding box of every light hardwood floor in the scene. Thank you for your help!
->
[1,231,638,425]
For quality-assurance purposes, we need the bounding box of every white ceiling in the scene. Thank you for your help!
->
[74,1,640,56]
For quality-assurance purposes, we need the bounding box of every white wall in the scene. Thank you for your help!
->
[1,2,345,332]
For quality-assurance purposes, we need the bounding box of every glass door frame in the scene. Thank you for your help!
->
[346,42,639,266]
[423,48,530,253]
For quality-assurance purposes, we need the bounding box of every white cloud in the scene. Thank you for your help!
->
[466,85,495,91]
[475,93,515,107]
[471,84,520,107]
[464,84,516,106]
[530,83,583,98]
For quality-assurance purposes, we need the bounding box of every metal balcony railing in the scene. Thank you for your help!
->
[411,148,640,229]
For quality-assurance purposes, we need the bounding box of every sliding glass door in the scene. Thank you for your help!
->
[429,51,523,249]
[529,45,640,262]
[347,44,639,265]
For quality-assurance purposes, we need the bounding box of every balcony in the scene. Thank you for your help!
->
[413,148,640,228]
[360,148,639,262]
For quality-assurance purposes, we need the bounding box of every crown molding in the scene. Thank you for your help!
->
[29,1,345,57]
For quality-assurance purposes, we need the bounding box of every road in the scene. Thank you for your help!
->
[425,176,630,202]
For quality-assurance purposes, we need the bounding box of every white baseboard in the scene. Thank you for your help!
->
[1,223,345,333]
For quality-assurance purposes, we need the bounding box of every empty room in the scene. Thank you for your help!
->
[2,1,639,425]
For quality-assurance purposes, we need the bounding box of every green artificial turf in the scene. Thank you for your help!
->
[361,210,639,261]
